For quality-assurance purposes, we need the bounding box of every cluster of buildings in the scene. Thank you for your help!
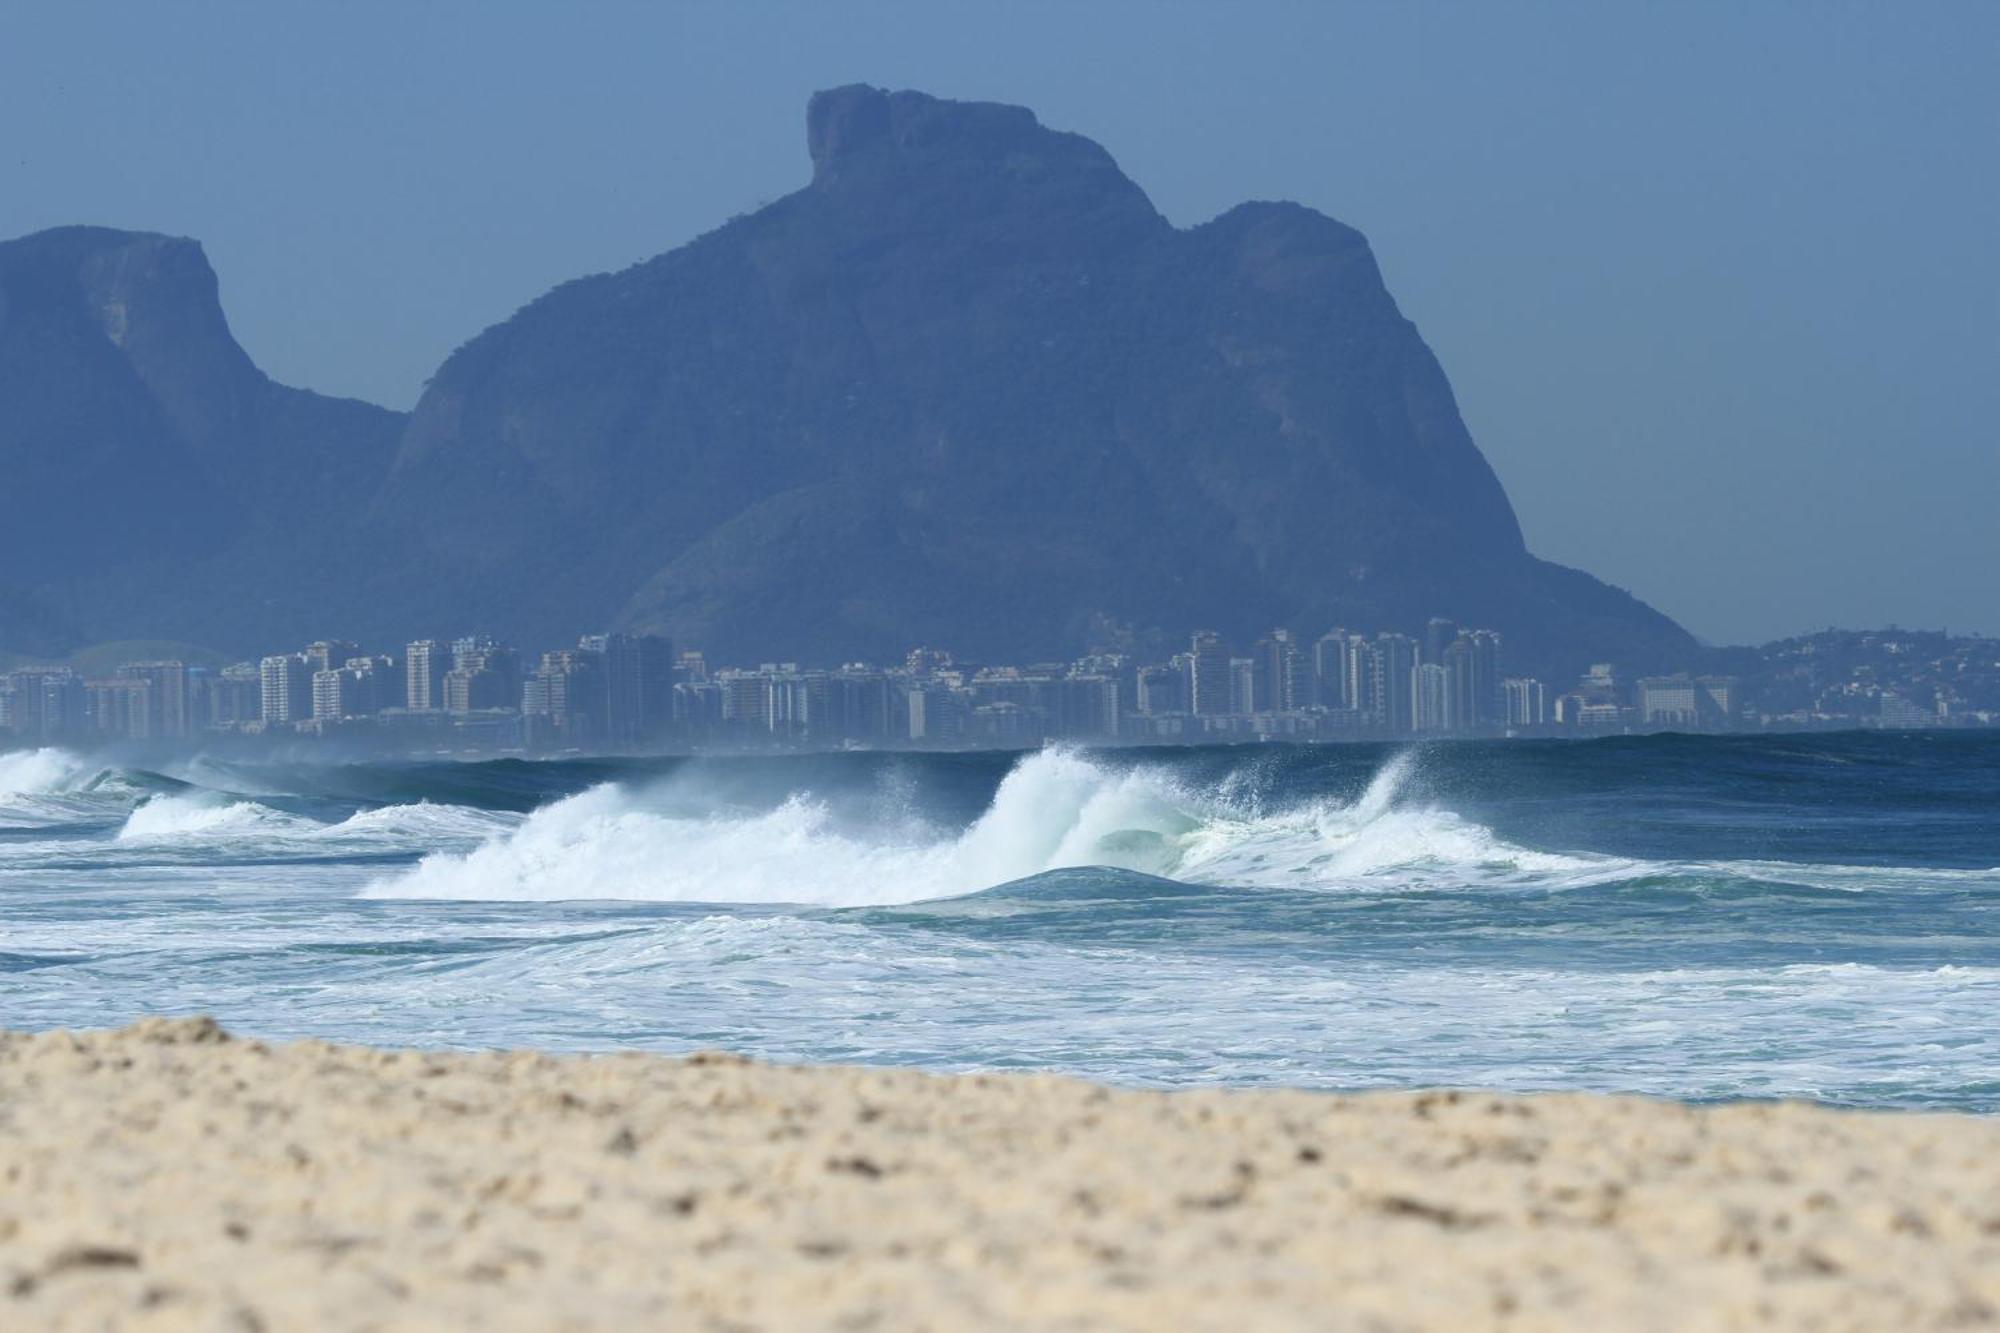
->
[1725,628,2000,729]
[0,620,1527,753]
[8,619,1991,756]
[0,635,670,753]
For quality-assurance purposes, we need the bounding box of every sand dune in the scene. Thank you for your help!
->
[2,1019,1996,1330]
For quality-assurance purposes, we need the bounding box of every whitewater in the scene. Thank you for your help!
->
[3,734,1997,1108]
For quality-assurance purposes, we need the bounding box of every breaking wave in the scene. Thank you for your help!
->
[102,793,517,857]
[115,793,313,842]
[362,748,1627,905]
[0,748,151,829]
[0,748,95,796]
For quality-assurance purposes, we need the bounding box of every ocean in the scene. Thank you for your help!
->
[2,733,1996,1111]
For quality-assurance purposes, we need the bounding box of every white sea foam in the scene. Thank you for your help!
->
[116,792,313,842]
[324,802,520,843]
[1709,859,2000,892]
[105,792,516,855]
[362,747,1627,905]
[0,747,95,796]
[0,748,145,828]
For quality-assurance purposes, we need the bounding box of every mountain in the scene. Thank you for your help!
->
[1,90,1695,681]
[0,226,405,650]
[370,86,1692,678]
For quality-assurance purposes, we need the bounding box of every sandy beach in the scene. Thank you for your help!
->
[1,1019,1995,1331]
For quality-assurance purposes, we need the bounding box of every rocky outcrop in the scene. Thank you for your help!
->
[0,227,404,649]
[374,86,1690,676]
[1,91,1693,678]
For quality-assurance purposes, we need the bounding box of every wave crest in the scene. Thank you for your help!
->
[362,747,1618,905]
[116,793,312,842]
[0,748,153,829]
[0,748,97,797]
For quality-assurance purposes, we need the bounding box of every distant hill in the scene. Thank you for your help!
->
[2,90,1696,680]
[0,226,404,652]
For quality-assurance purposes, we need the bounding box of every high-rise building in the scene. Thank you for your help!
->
[832,668,896,742]
[906,683,966,742]
[1135,664,1183,715]
[259,655,312,725]
[445,666,513,714]
[1342,635,1374,713]
[351,656,396,714]
[1878,691,1933,729]
[207,664,263,728]
[44,673,86,741]
[1502,677,1548,727]
[1057,675,1120,738]
[405,640,447,711]
[1413,662,1451,733]
[86,676,155,740]
[312,667,373,722]
[1696,676,1737,724]
[578,633,635,744]
[1372,633,1417,733]
[1424,617,1459,666]
[1313,629,1351,709]
[1,669,85,743]
[1188,632,1231,716]
[1255,629,1304,713]
[114,662,192,737]
[524,649,604,742]
[1639,675,1701,726]
[672,679,724,739]
[1228,658,1257,715]
[569,631,673,746]
[445,637,521,714]
[718,671,771,730]
[760,668,819,740]
[183,665,215,731]
[636,634,674,742]
[1467,630,1502,727]
[1443,636,1475,731]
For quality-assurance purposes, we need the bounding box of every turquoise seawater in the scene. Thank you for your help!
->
[3,733,1996,1110]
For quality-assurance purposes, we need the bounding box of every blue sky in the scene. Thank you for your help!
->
[3,1,1994,644]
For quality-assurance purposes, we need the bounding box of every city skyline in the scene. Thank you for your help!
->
[7,618,1993,758]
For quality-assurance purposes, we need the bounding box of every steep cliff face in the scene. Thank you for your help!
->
[376,86,1689,676]
[0,228,244,583]
[0,227,404,648]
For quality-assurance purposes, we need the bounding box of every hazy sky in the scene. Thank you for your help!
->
[4,2,1994,645]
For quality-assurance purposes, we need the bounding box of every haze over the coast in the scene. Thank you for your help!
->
[2,3,1993,644]
[5,7,2000,1331]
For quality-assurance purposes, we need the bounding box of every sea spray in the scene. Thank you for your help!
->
[0,747,93,796]
[0,747,143,831]
[116,792,309,842]
[4,733,2000,1108]
[360,747,1619,904]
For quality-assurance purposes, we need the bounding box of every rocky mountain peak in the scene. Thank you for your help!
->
[0,91,1695,678]
[800,86,1164,248]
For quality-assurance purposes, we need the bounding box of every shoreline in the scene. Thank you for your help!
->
[4,1021,1997,1329]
